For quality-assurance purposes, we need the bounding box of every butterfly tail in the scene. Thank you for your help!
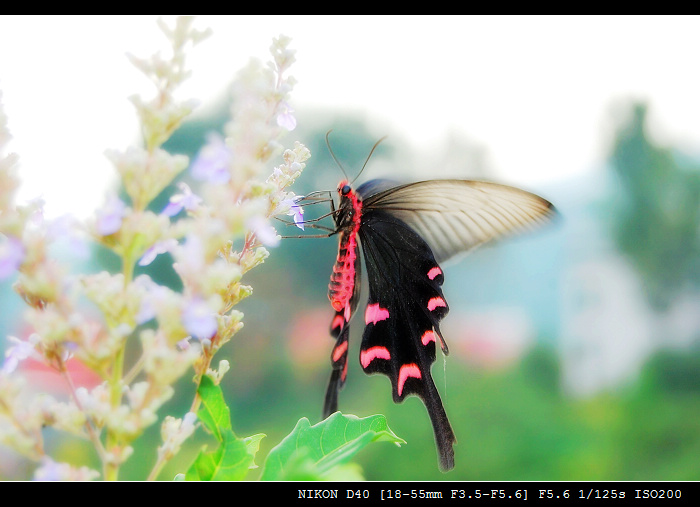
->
[323,369,341,418]
[423,375,457,472]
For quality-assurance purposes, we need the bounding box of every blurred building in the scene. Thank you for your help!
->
[561,255,654,397]
[558,168,700,397]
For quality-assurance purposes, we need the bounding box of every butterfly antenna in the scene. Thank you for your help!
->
[325,130,349,180]
[351,135,387,185]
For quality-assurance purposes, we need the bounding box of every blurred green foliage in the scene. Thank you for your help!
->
[121,340,700,481]
[39,340,700,481]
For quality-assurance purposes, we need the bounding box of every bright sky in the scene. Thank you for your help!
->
[1,15,699,218]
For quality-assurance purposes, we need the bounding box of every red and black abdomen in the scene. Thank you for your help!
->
[328,230,360,313]
[327,180,363,315]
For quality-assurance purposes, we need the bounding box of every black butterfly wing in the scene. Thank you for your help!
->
[357,208,456,471]
[360,179,556,263]
[322,178,555,471]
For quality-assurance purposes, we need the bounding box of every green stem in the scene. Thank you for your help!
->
[145,347,213,481]
[103,253,134,481]
[103,344,125,481]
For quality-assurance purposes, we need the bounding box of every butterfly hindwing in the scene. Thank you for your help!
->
[357,209,456,471]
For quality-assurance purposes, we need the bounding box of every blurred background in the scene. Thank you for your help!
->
[1,15,700,480]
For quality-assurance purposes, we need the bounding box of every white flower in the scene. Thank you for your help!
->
[247,215,280,247]
[133,275,178,325]
[158,412,198,460]
[33,457,100,481]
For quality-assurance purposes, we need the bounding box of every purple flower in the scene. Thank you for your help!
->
[276,196,305,231]
[33,458,63,481]
[138,238,178,267]
[136,299,157,325]
[96,196,126,236]
[191,133,232,184]
[182,298,218,340]
[285,197,305,230]
[276,101,296,131]
[0,235,24,279]
[2,334,39,375]
[162,182,202,217]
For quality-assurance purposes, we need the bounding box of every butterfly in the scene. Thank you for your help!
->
[294,137,556,471]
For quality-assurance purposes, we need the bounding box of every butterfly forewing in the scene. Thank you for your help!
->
[360,179,555,263]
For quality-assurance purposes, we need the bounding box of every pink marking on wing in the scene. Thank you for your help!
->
[344,302,352,322]
[421,330,436,346]
[331,314,344,331]
[332,340,348,363]
[427,266,442,280]
[360,346,391,368]
[427,297,447,311]
[365,303,390,325]
[397,363,422,396]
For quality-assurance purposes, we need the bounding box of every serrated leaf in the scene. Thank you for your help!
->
[260,412,405,480]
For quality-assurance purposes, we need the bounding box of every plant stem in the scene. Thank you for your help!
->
[58,358,108,465]
[103,251,134,481]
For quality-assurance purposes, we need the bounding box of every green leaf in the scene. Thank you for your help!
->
[243,433,266,468]
[260,412,405,481]
[185,433,253,481]
[183,375,264,480]
[197,374,232,441]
